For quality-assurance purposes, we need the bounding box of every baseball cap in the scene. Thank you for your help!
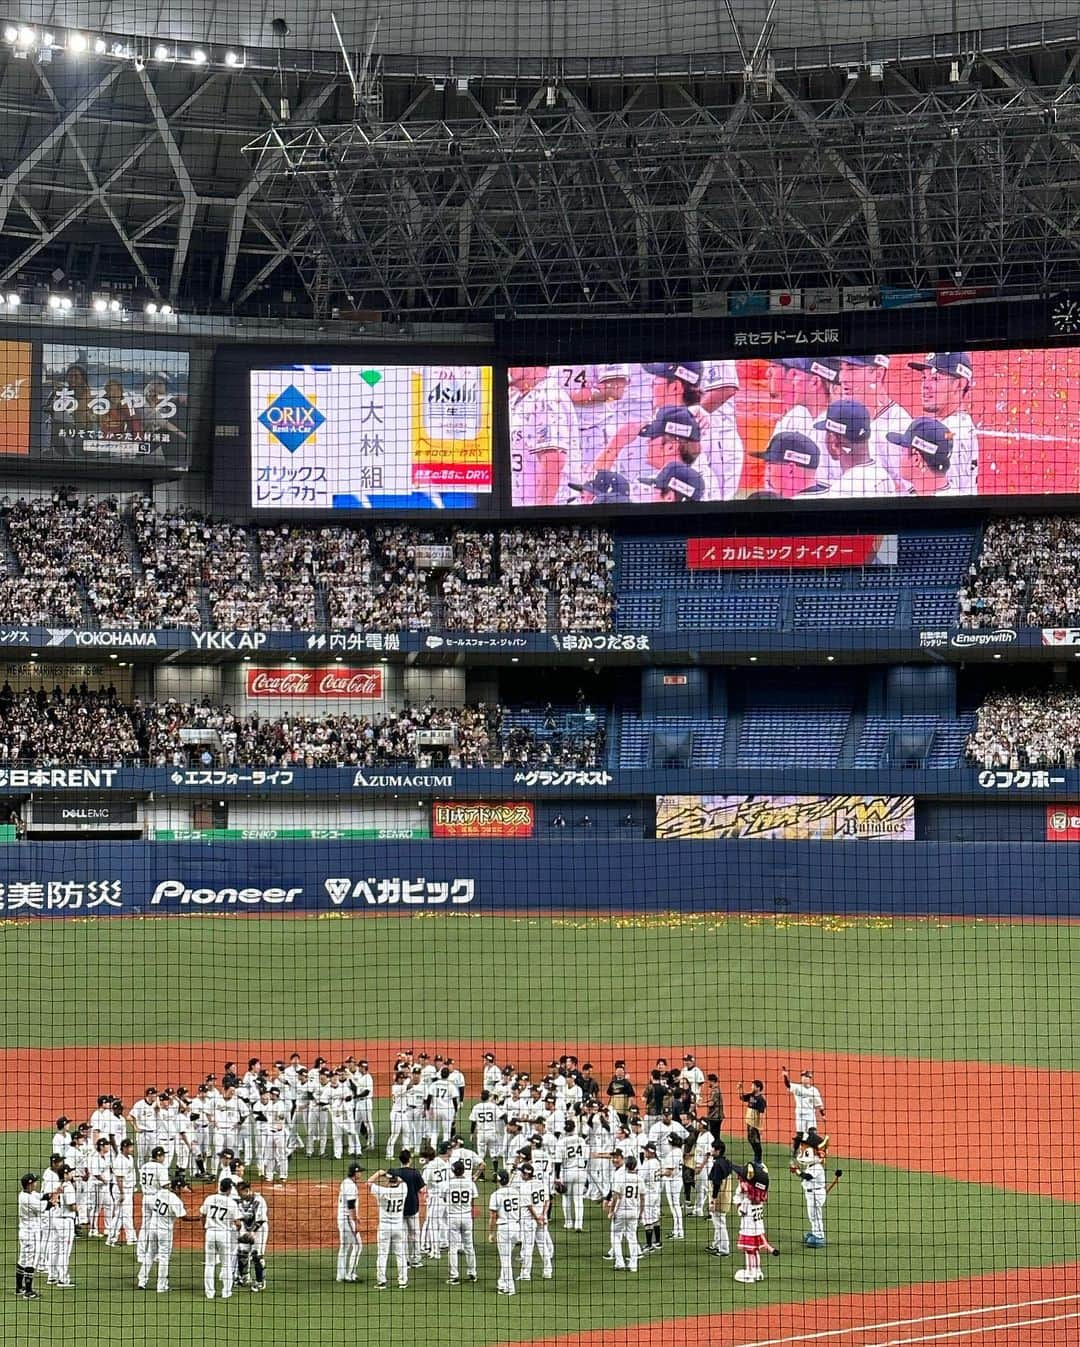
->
[642,361,703,387]
[21,1172,37,1185]
[771,357,841,383]
[568,469,631,503]
[640,406,701,442]
[886,416,954,473]
[815,399,871,444]
[649,461,704,502]
[841,354,890,369]
[643,1142,657,1153]
[598,363,631,382]
[754,431,820,470]
[908,351,973,380]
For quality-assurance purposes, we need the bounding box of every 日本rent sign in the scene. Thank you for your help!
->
[432,801,535,838]
[686,534,897,571]
[246,667,384,699]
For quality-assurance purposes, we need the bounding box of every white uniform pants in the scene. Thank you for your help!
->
[18,1228,41,1271]
[135,1133,156,1166]
[355,1099,374,1145]
[691,1168,710,1215]
[519,1221,553,1277]
[495,1226,518,1292]
[447,1215,476,1279]
[561,1172,586,1229]
[610,1216,640,1270]
[307,1108,329,1155]
[421,1196,448,1254]
[376,1226,409,1286]
[662,1176,684,1236]
[427,1108,454,1147]
[203,1231,237,1298]
[336,1219,361,1280]
[108,1192,136,1245]
[711,1210,731,1253]
[138,1227,175,1291]
[475,1129,498,1164]
[47,1220,75,1282]
[332,1118,361,1160]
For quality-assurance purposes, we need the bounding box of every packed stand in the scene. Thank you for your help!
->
[0,495,615,634]
[0,682,140,765]
[965,686,1080,768]
[958,517,1080,629]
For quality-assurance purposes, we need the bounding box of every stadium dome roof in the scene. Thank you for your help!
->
[10,0,1080,58]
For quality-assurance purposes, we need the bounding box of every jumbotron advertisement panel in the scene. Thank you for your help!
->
[506,348,1080,508]
[249,362,494,511]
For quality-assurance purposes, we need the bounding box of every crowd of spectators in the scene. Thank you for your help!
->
[958,516,1080,629]
[0,682,141,765]
[965,686,1080,768]
[133,698,604,769]
[0,494,614,634]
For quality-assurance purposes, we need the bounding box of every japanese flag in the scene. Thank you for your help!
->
[769,289,803,312]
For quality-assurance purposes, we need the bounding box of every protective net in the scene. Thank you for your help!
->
[2,4,1080,1347]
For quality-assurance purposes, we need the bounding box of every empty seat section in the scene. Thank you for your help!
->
[793,593,899,627]
[735,708,850,768]
[676,595,781,630]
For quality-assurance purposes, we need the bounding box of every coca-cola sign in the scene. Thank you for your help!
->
[246,667,384,699]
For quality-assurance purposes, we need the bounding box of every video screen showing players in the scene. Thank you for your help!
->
[41,344,190,468]
[249,364,493,511]
[507,349,1080,508]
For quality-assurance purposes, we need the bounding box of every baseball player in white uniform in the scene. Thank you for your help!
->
[689,1121,715,1217]
[908,351,979,493]
[468,1093,499,1165]
[700,360,745,498]
[368,1170,410,1289]
[330,1072,361,1161]
[638,1143,663,1253]
[16,1173,46,1299]
[353,1062,375,1148]
[386,1071,409,1158]
[838,354,911,486]
[336,1163,363,1282]
[136,1147,170,1263]
[605,1154,643,1272]
[86,1137,114,1238]
[764,357,841,486]
[515,1162,554,1281]
[444,1160,478,1285]
[487,1171,521,1295]
[420,1145,451,1258]
[508,367,581,507]
[199,1178,243,1300]
[783,1067,825,1133]
[554,1120,590,1230]
[46,1166,78,1287]
[106,1138,137,1246]
[137,1178,192,1293]
[212,1087,244,1160]
[426,1069,458,1147]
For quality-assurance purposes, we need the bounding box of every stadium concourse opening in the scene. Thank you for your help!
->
[5,1,1080,1345]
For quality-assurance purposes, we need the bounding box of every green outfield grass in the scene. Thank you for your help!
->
[1,1129,1077,1347]
[3,910,1078,1345]
[2,911,1079,1066]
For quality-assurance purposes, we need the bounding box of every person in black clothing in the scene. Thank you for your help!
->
[705,1073,725,1141]
[606,1063,636,1121]
[643,1072,668,1123]
[706,1140,736,1256]
[578,1064,599,1103]
[737,1080,766,1164]
[389,1149,425,1268]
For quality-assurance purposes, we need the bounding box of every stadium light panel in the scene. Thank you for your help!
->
[67,32,88,53]
[191,47,207,64]
[153,43,170,60]
[2,26,16,42]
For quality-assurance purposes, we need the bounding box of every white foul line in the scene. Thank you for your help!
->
[857,1308,1080,1346]
[731,1292,1080,1347]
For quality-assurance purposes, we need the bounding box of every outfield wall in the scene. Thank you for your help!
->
[0,841,1076,919]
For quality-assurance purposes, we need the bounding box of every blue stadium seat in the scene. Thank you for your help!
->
[734,709,851,768]
[675,595,781,630]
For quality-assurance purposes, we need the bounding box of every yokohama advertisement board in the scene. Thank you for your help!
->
[246,667,384,699]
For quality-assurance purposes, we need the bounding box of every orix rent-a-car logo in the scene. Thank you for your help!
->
[258,384,325,452]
